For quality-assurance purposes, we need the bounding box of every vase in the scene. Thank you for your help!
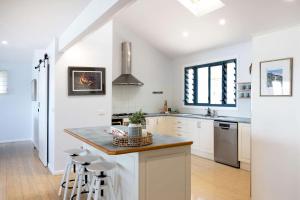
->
[128,123,142,137]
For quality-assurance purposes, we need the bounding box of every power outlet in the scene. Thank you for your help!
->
[97,109,105,116]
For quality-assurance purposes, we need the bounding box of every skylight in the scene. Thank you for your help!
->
[177,0,225,17]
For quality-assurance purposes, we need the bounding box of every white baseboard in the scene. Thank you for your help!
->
[0,138,32,144]
[51,170,64,176]
[191,149,214,160]
[48,164,64,175]
[240,162,251,171]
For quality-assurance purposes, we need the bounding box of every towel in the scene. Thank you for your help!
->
[111,126,128,137]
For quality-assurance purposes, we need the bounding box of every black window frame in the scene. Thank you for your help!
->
[184,59,237,107]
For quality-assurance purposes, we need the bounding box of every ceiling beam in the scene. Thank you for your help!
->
[58,0,136,52]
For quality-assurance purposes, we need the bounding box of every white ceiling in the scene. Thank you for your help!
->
[115,0,300,58]
[0,0,91,65]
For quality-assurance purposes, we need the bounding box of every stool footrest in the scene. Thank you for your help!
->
[71,191,90,200]
[61,179,75,189]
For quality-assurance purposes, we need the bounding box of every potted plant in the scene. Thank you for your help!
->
[128,110,145,137]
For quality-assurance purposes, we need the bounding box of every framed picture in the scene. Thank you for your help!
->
[260,58,293,96]
[68,67,106,96]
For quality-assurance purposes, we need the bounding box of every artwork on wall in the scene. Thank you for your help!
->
[68,67,106,96]
[260,58,293,96]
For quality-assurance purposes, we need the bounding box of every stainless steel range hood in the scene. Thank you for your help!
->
[113,42,144,86]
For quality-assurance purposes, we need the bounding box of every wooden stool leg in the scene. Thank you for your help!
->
[87,176,95,200]
[76,168,84,200]
[63,163,72,200]
[58,161,70,196]
[93,179,101,200]
[70,164,80,199]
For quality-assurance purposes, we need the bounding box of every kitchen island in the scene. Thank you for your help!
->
[65,126,193,200]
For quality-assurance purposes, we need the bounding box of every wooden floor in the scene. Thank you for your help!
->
[191,156,250,200]
[0,142,61,200]
[0,142,250,200]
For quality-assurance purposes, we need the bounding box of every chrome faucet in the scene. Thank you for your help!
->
[206,108,217,117]
[206,107,212,116]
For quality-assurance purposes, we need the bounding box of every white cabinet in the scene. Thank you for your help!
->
[145,117,158,133]
[198,119,214,158]
[191,119,214,160]
[145,116,214,160]
[238,123,251,164]
[173,117,214,160]
[146,116,251,164]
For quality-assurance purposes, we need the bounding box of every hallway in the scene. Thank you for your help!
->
[0,142,60,200]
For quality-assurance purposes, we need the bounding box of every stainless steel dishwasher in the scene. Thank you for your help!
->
[214,120,240,168]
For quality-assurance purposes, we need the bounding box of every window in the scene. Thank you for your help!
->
[184,59,236,107]
[0,70,8,94]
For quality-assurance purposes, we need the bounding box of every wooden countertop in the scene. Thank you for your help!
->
[65,126,193,155]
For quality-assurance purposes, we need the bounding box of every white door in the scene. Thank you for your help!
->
[37,62,48,166]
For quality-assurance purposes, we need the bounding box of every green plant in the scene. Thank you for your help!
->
[129,110,145,124]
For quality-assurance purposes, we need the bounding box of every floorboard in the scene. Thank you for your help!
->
[0,141,250,200]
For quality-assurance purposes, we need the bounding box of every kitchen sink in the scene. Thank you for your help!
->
[216,115,231,118]
[191,114,211,117]
[173,113,191,116]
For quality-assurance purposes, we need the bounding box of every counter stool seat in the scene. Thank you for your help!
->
[72,155,100,165]
[86,162,116,173]
[64,149,86,156]
[87,162,117,200]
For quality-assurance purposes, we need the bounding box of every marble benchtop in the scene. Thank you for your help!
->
[65,126,193,155]
[112,113,251,124]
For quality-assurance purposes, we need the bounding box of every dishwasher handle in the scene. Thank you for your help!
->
[219,123,230,130]
[214,121,237,130]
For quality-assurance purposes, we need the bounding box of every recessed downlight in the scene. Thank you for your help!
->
[177,0,225,17]
[1,41,8,45]
[283,0,295,2]
[182,31,189,37]
[219,19,226,26]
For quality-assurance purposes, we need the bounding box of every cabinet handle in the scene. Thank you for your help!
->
[177,126,182,129]
[197,121,201,128]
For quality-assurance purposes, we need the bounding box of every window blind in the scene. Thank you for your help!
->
[0,71,8,94]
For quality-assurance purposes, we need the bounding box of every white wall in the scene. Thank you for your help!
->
[112,22,173,114]
[172,42,252,118]
[51,21,113,173]
[251,26,300,200]
[0,63,32,142]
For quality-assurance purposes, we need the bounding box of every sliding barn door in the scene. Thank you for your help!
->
[37,62,48,166]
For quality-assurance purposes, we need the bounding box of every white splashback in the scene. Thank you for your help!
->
[112,21,173,114]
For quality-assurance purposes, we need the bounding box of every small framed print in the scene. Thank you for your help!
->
[260,58,293,96]
[68,67,106,96]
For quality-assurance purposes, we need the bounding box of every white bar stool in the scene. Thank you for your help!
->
[58,148,86,200]
[86,162,116,200]
[71,155,101,200]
